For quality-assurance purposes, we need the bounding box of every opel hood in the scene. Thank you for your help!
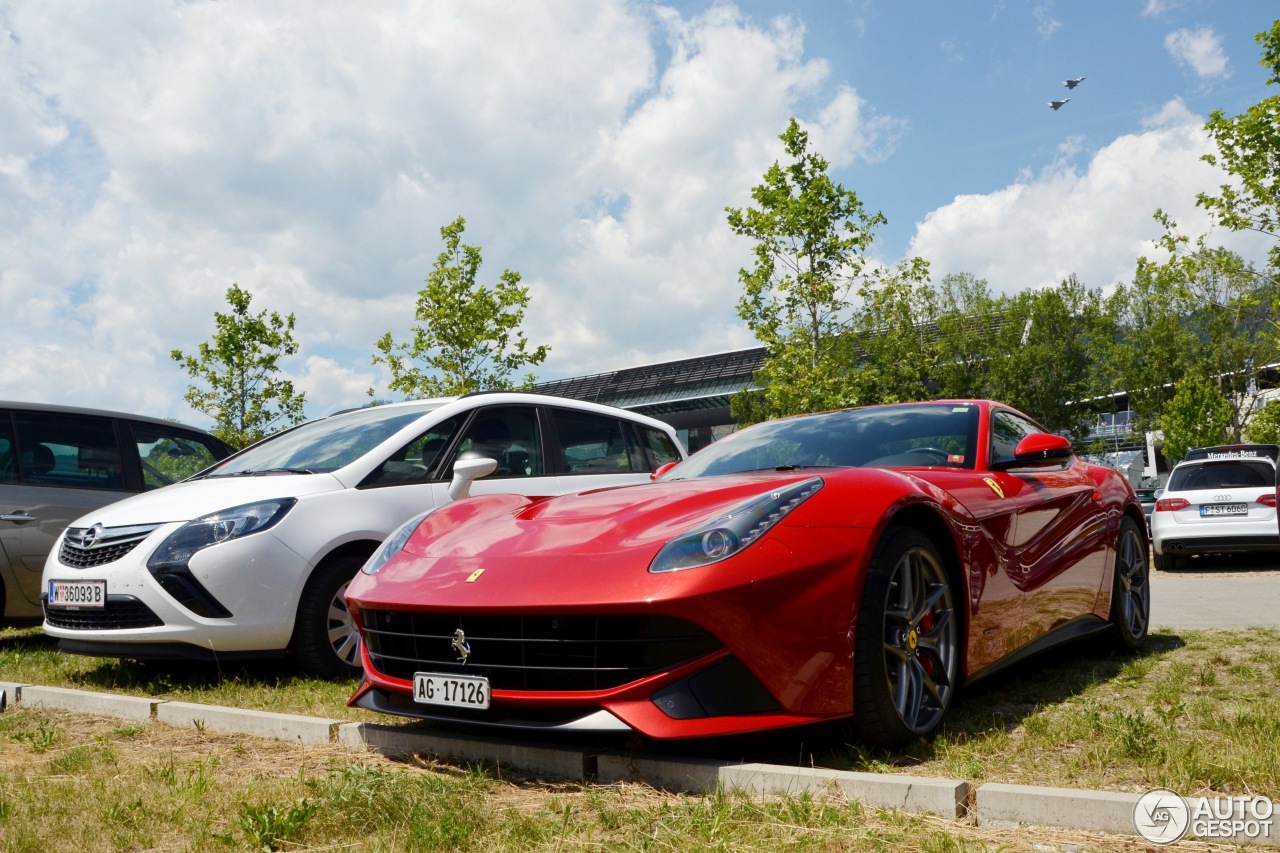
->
[67,473,346,529]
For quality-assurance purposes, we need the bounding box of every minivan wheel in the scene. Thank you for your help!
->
[292,555,364,679]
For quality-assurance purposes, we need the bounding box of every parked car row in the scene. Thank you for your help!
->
[7,395,1178,745]
[12,394,684,678]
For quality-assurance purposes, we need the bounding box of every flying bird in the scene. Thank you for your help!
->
[1049,98,1071,110]
[1064,76,1086,89]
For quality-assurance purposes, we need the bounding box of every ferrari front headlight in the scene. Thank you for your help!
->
[648,477,824,573]
[362,509,435,575]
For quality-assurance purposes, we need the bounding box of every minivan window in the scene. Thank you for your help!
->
[131,424,228,489]
[454,407,543,478]
[640,426,681,469]
[363,418,461,487]
[553,409,635,474]
[207,402,446,477]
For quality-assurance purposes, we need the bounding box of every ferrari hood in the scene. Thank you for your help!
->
[67,473,345,529]
[410,470,828,561]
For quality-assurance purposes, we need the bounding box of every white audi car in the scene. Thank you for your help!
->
[1150,444,1280,571]
[41,393,685,677]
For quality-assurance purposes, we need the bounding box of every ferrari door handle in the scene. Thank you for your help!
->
[0,512,35,523]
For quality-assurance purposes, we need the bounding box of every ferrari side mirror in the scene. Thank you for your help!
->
[651,461,679,481]
[991,433,1073,471]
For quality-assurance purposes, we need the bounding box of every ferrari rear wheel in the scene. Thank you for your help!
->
[850,526,958,749]
[1110,516,1150,653]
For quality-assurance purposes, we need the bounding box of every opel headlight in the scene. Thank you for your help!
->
[147,499,296,571]
[649,477,824,573]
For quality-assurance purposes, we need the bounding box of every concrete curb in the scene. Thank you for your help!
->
[5,682,1279,845]
[977,783,1142,835]
[154,700,340,745]
[721,763,970,819]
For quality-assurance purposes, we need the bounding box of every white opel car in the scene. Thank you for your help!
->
[41,393,685,677]
[1150,444,1280,571]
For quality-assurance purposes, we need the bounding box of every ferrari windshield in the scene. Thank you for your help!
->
[668,404,981,479]
[205,401,450,476]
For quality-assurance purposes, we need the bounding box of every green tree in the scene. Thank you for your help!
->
[726,118,894,424]
[1198,20,1280,270]
[1159,374,1234,463]
[1245,398,1280,444]
[931,273,1003,400]
[171,284,306,448]
[983,276,1112,439]
[851,260,937,405]
[1103,256,1200,433]
[372,217,550,398]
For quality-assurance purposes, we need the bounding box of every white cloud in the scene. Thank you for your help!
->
[1142,0,1181,18]
[0,1,898,423]
[1033,3,1061,39]
[1165,26,1231,81]
[905,100,1263,297]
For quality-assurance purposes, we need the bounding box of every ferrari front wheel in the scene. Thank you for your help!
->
[850,526,959,749]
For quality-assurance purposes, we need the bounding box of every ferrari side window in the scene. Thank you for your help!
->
[990,411,1041,468]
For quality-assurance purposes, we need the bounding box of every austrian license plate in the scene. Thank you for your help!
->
[1201,503,1248,517]
[412,672,490,709]
[47,579,106,609]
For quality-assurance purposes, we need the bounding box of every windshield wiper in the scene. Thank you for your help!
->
[205,467,317,478]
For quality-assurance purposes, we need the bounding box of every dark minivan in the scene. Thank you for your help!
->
[0,402,233,623]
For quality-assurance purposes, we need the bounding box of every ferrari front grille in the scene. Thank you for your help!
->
[361,612,722,691]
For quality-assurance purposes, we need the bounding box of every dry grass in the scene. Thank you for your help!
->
[4,625,1279,850]
[0,705,1240,852]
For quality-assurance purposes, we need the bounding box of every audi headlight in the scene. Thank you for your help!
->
[147,499,296,571]
[649,477,824,573]
[362,509,435,575]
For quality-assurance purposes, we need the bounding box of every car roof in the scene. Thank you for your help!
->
[333,392,680,433]
[1181,444,1280,465]
[0,399,220,435]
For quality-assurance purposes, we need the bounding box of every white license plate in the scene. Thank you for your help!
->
[412,672,490,709]
[47,579,106,609]
[1201,503,1248,517]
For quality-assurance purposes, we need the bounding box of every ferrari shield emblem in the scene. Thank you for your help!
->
[466,569,485,583]
[983,477,1005,499]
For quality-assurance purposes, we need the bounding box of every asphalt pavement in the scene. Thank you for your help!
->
[1149,553,1280,630]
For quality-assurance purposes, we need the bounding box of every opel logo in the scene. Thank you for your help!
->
[451,628,471,664]
[78,524,104,549]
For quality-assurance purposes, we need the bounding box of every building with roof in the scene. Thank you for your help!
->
[534,347,765,451]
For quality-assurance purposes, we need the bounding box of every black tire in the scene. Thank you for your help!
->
[1152,550,1178,572]
[1110,517,1150,653]
[291,555,364,679]
[849,526,959,749]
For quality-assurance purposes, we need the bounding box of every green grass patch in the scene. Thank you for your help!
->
[6,623,1280,839]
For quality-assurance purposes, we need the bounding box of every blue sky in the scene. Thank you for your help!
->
[1,1,1275,426]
